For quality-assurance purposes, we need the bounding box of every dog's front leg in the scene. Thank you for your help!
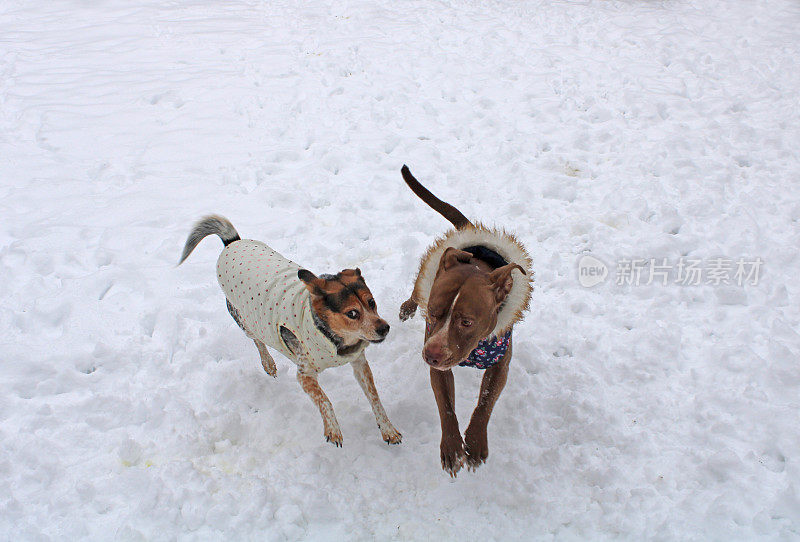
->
[430,367,464,477]
[399,296,418,321]
[464,343,512,470]
[350,354,402,445]
[296,370,343,447]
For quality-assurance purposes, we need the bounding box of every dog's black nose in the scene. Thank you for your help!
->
[377,323,390,337]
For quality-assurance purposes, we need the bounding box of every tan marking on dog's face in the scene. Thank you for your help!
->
[300,268,390,345]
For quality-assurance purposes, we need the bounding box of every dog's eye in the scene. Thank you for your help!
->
[368,299,376,310]
[346,309,360,320]
[460,319,473,327]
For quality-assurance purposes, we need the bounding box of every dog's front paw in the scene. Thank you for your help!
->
[324,424,343,447]
[399,299,417,321]
[464,426,489,471]
[381,425,402,445]
[440,434,465,477]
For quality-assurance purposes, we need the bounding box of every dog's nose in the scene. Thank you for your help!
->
[376,323,390,337]
[423,345,443,367]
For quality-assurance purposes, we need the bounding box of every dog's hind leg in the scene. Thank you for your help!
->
[399,297,418,321]
[254,340,277,377]
[227,299,277,377]
[226,298,248,333]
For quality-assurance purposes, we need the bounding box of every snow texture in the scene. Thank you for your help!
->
[2,0,800,539]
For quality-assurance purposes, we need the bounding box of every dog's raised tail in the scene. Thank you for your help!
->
[179,215,241,264]
[400,165,472,229]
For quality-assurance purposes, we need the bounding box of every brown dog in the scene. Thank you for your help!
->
[398,166,532,476]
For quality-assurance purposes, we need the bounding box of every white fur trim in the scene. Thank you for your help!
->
[412,224,533,336]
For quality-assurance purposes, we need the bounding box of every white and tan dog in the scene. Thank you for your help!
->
[180,215,402,447]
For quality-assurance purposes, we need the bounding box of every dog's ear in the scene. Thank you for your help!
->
[488,263,525,304]
[438,247,473,272]
[298,269,327,295]
[339,267,362,279]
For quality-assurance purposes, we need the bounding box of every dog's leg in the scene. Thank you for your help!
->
[227,299,278,377]
[296,370,343,447]
[279,325,342,446]
[350,354,402,445]
[399,297,417,321]
[226,298,248,332]
[464,342,512,471]
[253,339,277,377]
[430,367,464,477]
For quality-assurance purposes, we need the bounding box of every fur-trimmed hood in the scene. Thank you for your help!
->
[411,224,533,337]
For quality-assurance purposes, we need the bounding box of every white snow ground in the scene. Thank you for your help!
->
[2,0,800,539]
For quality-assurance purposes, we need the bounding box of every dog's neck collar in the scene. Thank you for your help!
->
[311,307,365,357]
[461,245,508,270]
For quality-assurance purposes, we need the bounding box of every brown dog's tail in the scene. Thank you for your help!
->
[400,165,472,230]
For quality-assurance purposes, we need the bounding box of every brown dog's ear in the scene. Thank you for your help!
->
[488,263,526,304]
[298,269,327,295]
[438,247,473,272]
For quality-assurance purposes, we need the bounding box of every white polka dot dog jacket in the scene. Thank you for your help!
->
[217,240,361,372]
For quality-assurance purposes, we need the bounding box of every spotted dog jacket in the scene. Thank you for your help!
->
[217,240,362,372]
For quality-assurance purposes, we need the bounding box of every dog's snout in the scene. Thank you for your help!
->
[423,345,444,367]
[376,322,390,337]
